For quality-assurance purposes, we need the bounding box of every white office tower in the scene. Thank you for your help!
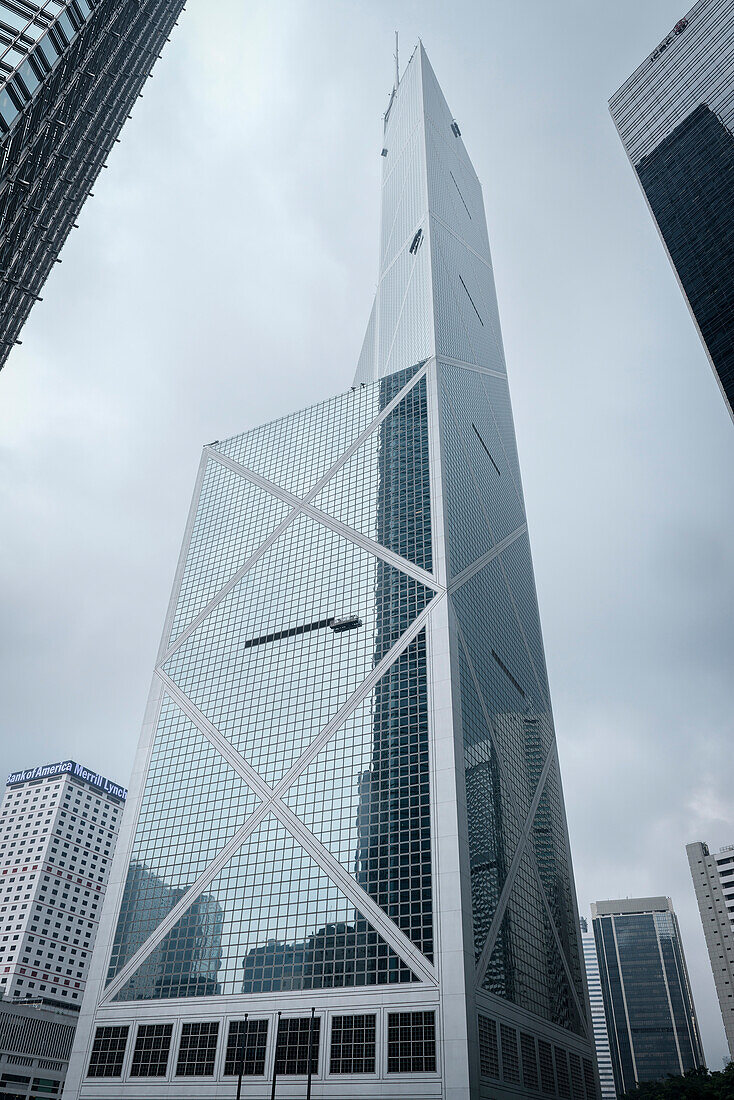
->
[579,918,616,1099]
[0,760,126,1011]
[688,842,734,1060]
[66,45,597,1099]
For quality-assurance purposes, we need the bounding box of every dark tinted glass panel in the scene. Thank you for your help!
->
[223,1019,268,1076]
[539,1039,556,1094]
[555,1046,571,1098]
[274,1017,320,1075]
[500,1023,520,1084]
[87,1026,128,1077]
[130,1023,172,1077]
[521,1032,539,1090]
[636,104,734,416]
[329,1014,376,1074]
[175,1021,218,1076]
[478,1015,499,1079]
[387,1011,436,1073]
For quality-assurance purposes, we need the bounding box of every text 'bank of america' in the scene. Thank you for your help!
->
[66,45,598,1100]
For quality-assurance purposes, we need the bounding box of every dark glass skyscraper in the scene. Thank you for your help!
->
[609,0,734,421]
[66,44,597,1099]
[0,0,185,371]
[592,898,704,1095]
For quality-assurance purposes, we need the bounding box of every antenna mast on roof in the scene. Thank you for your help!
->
[394,31,399,89]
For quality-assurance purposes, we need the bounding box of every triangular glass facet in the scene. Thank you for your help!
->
[112,814,419,1001]
[163,512,434,786]
[377,236,434,378]
[283,632,433,960]
[452,555,552,825]
[481,846,583,1035]
[311,375,432,571]
[455,636,523,960]
[169,457,291,644]
[530,756,586,1011]
[380,123,426,271]
[106,695,259,983]
[213,370,417,500]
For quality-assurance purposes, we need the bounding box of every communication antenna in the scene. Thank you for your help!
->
[394,30,399,89]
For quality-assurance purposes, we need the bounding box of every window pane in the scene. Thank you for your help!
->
[130,1023,172,1078]
[175,1021,218,1077]
[223,1019,268,1076]
[330,1014,376,1074]
[274,1017,320,1076]
[387,1011,436,1073]
[87,1026,129,1078]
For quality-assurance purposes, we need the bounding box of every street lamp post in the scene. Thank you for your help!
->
[235,1013,248,1100]
[270,1011,282,1100]
[305,1007,315,1100]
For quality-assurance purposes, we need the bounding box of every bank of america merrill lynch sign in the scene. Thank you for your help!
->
[6,760,128,801]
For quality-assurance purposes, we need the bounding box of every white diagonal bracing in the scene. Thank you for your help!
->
[160,363,431,666]
[454,616,588,1033]
[208,450,439,594]
[101,596,441,1004]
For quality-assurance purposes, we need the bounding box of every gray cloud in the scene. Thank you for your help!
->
[0,0,732,1066]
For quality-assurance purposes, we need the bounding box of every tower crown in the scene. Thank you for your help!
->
[355,43,504,384]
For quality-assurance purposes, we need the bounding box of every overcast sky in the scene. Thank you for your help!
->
[1,0,732,1067]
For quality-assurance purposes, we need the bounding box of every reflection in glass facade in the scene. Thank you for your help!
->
[0,0,186,371]
[610,0,734,420]
[69,42,595,1098]
[592,898,704,1095]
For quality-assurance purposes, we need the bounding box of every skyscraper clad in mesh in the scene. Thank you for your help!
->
[610,0,734,421]
[0,0,186,371]
[66,44,598,1099]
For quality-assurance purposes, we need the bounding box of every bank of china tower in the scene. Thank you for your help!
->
[67,46,597,1100]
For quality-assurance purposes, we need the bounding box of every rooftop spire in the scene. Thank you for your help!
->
[394,30,399,90]
[354,43,503,386]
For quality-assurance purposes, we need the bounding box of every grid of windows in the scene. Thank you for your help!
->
[214,370,418,500]
[86,1025,128,1078]
[175,1021,219,1077]
[610,0,734,417]
[478,1014,499,1079]
[169,459,291,643]
[444,358,586,1036]
[274,1016,320,1075]
[113,814,417,1001]
[284,633,433,961]
[386,1011,436,1073]
[108,364,435,1001]
[521,1031,540,1091]
[162,511,433,789]
[583,1056,598,1100]
[311,373,432,571]
[569,1051,585,1100]
[555,1045,571,1099]
[223,1018,268,1076]
[477,1015,591,1098]
[106,697,259,986]
[129,1023,172,1077]
[539,1039,556,1094]
[0,0,187,371]
[500,1022,520,1084]
[329,1014,376,1074]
